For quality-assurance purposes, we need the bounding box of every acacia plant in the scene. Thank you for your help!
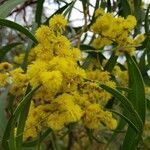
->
[0,0,150,150]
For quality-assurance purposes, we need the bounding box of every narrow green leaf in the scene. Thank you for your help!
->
[122,127,141,150]
[0,42,22,61]
[81,55,94,69]
[145,4,150,35]
[15,85,32,149]
[143,73,150,86]
[0,0,26,18]
[116,87,132,93]
[133,0,143,35]
[126,54,146,123]
[2,116,13,149]
[21,40,33,71]
[122,54,146,149]
[0,87,9,139]
[107,0,112,12]
[80,44,96,51]
[146,37,150,68]
[0,18,38,44]
[100,84,143,132]
[63,1,76,16]
[118,0,131,17]
[147,98,150,110]
[86,128,93,143]
[2,86,39,149]
[111,110,139,132]
[104,53,118,72]
[21,23,37,71]
[13,86,40,118]
[35,0,45,26]
[139,51,146,73]
[8,125,16,150]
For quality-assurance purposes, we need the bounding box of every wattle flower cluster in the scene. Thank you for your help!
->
[91,8,145,55]
[0,15,117,141]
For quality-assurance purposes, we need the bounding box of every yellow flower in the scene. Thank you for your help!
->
[46,94,83,130]
[27,60,48,87]
[52,35,71,56]
[0,62,13,71]
[95,8,105,17]
[83,104,101,129]
[83,104,117,129]
[32,43,54,61]
[10,68,28,96]
[91,9,139,55]
[0,73,8,87]
[92,37,112,49]
[91,13,114,34]
[40,71,62,93]
[49,14,68,33]
[71,48,81,61]
[134,34,145,45]
[35,25,55,44]
[122,15,137,31]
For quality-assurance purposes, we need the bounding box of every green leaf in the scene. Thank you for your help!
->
[35,0,45,26]
[146,37,150,68]
[123,127,140,150]
[15,85,32,149]
[111,110,139,132]
[122,54,146,149]
[86,128,93,143]
[104,53,118,72]
[80,44,96,51]
[145,4,150,35]
[0,18,38,44]
[147,98,150,110]
[0,42,22,61]
[126,54,146,123]
[139,51,146,73]
[0,87,9,139]
[116,87,132,93]
[107,0,112,12]
[100,84,143,132]
[133,0,143,35]
[2,86,39,149]
[21,23,37,71]
[81,55,94,69]
[63,1,76,17]
[8,125,16,150]
[0,0,26,18]
[13,86,40,120]
[44,2,73,25]
[118,0,131,17]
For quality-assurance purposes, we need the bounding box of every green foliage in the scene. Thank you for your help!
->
[122,54,146,149]
[2,86,39,149]
[0,0,26,18]
[0,18,38,44]
[0,87,9,139]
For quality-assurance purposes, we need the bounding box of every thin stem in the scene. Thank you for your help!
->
[67,131,74,150]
